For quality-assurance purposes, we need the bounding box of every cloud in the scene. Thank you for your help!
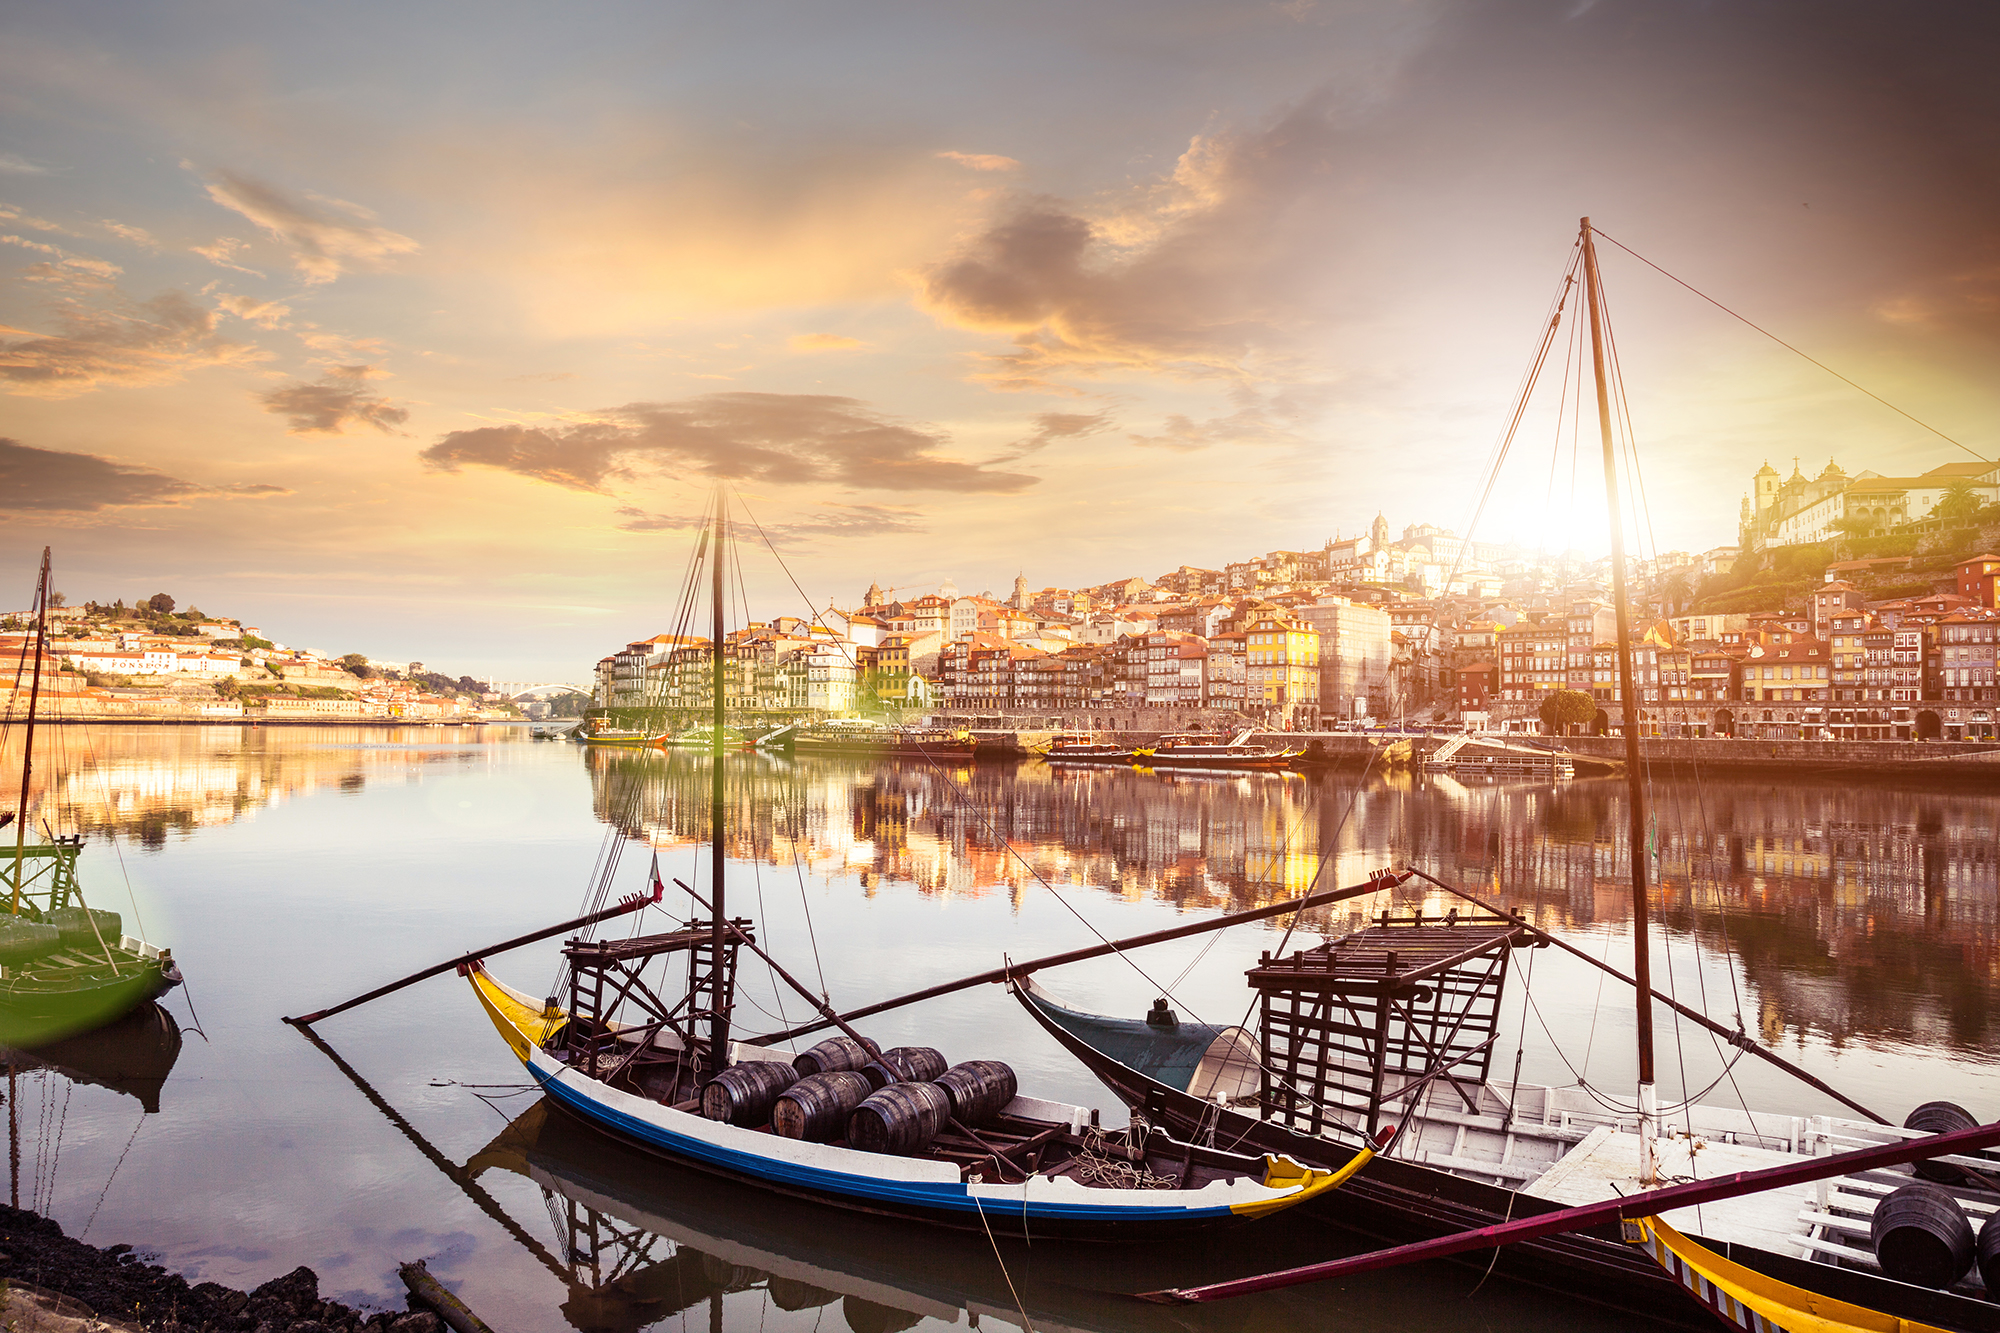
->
[0,155,46,175]
[615,500,925,541]
[2,234,63,258]
[257,365,410,434]
[201,171,417,284]
[937,151,1021,172]
[192,237,263,276]
[213,291,293,329]
[422,392,1037,495]
[788,333,865,352]
[916,99,1381,390]
[0,204,76,236]
[101,220,160,249]
[1009,410,1113,456]
[0,288,264,396]
[0,437,288,512]
[1127,385,1327,452]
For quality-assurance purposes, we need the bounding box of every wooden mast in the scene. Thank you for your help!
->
[10,548,51,918]
[1581,217,1658,1183]
[706,490,729,1078]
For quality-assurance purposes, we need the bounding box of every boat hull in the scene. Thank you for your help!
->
[1014,983,2000,1331]
[0,941,181,1050]
[469,967,1328,1241]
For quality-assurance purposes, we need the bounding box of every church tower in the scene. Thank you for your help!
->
[1754,461,1781,515]
[1012,572,1030,610]
[1369,512,1390,551]
[865,580,883,608]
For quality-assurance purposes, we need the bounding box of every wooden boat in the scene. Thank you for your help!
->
[2,549,182,1050]
[1040,735,1139,764]
[464,493,1365,1240]
[578,724,661,748]
[791,723,976,760]
[1010,221,2000,1329]
[1130,729,1303,770]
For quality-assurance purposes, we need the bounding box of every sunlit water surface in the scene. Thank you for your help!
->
[5,724,1996,1332]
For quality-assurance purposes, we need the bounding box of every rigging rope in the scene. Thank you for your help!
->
[1593,229,1989,465]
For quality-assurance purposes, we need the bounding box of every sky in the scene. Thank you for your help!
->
[2,0,1995,680]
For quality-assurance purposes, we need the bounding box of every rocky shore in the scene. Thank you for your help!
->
[0,1205,446,1332]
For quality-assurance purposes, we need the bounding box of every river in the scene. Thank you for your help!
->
[4,723,1995,1331]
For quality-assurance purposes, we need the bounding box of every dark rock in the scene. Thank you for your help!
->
[245,1295,296,1321]
[251,1264,322,1308]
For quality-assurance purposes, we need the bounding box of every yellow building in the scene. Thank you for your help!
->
[1244,614,1319,726]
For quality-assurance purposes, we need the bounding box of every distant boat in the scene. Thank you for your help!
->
[1040,735,1140,764]
[3,548,183,1049]
[791,723,976,761]
[1130,729,1302,770]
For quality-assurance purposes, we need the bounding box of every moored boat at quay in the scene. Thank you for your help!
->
[790,722,977,760]
[1132,729,1303,770]
[1040,734,1140,763]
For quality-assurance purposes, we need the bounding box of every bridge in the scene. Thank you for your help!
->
[486,682,593,701]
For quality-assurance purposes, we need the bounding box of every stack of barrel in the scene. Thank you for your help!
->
[1868,1101,2000,1293]
[699,1033,1018,1157]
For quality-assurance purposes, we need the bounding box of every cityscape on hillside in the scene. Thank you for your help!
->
[0,593,517,723]
[592,457,2000,744]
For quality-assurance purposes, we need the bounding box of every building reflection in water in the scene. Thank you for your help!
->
[590,750,2000,1060]
[0,724,493,847]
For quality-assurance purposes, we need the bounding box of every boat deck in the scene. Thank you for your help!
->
[1356,1072,1998,1301]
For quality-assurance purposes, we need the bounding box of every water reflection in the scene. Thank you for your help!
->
[588,749,2000,1060]
[1,724,503,845]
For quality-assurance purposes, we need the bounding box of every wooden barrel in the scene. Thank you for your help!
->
[1978,1209,2000,1293]
[847,1081,951,1155]
[700,1060,798,1126]
[1870,1182,1974,1288]
[792,1035,882,1077]
[45,906,121,949]
[861,1046,948,1091]
[772,1071,872,1141]
[932,1060,1017,1126]
[1905,1101,1981,1184]
[0,918,60,964]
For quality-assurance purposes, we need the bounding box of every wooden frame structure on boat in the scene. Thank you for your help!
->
[1249,910,1530,1139]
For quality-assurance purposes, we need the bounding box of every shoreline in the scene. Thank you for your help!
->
[0,1204,445,1332]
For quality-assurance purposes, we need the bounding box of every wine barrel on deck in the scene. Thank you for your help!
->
[861,1046,948,1090]
[1978,1210,2000,1294]
[793,1035,881,1077]
[773,1071,872,1141]
[701,1060,798,1126]
[1870,1182,1974,1288]
[0,918,60,964]
[44,906,120,950]
[848,1082,951,1155]
[1904,1101,1981,1184]
[932,1061,1016,1126]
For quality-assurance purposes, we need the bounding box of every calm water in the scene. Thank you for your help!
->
[5,724,1998,1331]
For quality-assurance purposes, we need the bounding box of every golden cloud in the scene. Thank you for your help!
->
[789,332,865,352]
[202,171,419,285]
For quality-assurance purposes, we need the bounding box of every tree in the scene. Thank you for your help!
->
[1539,689,1596,736]
[213,676,240,700]
[48,591,66,608]
[339,652,374,679]
[148,593,176,614]
[1934,479,1985,525]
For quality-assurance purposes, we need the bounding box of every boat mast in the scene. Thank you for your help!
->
[707,490,729,1078]
[1580,217,1658,1185]
[10,548,51,918]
